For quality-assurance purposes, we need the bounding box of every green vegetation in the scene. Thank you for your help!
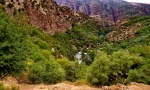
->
[0,82,5,90]
[0,9,28,75]
[97,16,150,85]
[0,0,6,5]
[29,60,65,84]
[0,7,65,83]
[0,6,98,83]
[87,51,144,85]
[0,6,149,86]
[123,16,150,26]
[0,82,20,90]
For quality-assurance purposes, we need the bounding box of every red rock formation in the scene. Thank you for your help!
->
[55,0,150,23]
[3,0,92,34]
[25,0,72,35]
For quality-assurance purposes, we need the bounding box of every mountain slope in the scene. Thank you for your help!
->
[55,0,150,23]
[2,0,90,34]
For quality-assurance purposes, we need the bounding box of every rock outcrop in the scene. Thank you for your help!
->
[3,0,90,34]
[24,0,72,34]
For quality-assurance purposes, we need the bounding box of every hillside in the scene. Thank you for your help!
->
[55,0,150,23]
[3,0,90,34]
[0,0,150,89]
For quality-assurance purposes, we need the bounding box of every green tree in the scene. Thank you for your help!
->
[0,11,28,75]
[108,50,144,84]
[87,51,110,85]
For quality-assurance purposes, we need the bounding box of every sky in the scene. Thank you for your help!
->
[124,0,150,3]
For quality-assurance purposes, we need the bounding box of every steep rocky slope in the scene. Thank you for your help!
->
[3,0,90,34]
[105,16,150,42]
[55,0,150,23]
[24,0,72,35]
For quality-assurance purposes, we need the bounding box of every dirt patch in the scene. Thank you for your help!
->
[19,83,100,90]
[1,77,150,90]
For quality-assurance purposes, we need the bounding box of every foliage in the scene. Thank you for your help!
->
[123,16,150,26]
[52,21,102,60]
[127,59,150,84]
[0,0,6,5]
[63,61,77,81]
[87,51,110,85]
[75,62,88,80]
[130,44,150,59]
[87,16,150,85]
[87,50,145,85]
[29,60,65,84]
[0,82,20,90]
[0,82,5,90]
[101,16,150,56]
[0,10,29,75]
[108,50,144,84]
[6,85,20,90]
[57,58,88,82]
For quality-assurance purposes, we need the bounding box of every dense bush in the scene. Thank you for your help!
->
[29,60,65,84]
[64,61,77,81]
[87,51,110,85]
[0,10,29,75]
[127,59,150,84]
[87,50,145,85]
[108,50,144,84]
[57,58,88,82]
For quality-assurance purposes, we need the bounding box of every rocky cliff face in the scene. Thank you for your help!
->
[55,0,150,23]
[3,0,90,34]
[24,0,72,34]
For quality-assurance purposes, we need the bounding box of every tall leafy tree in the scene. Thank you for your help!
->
[0,9,28,75]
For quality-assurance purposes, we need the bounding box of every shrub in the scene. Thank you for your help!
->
[108,50,144,84]
[75,62,88,80]
[57,58,70,70]
[130,44,150,59]
[87,51,110,85]
[29,60,65,84]
[64,61,77,81]
[127,60,150,84]
[0,82,20,90]
[57,58,88,82]
[87,50,144,85]
[0,82,5,90]
[73,79,88,85]
[6,85,20,90]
